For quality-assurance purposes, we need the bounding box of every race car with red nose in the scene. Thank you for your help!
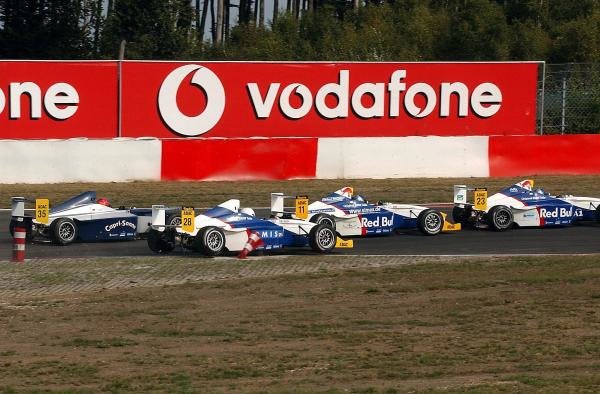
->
[452,179,600,231]
[146,193,339,256]
[306,187,460,236]
[10,191,180,245]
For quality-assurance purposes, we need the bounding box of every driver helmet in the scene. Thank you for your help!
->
[97,198,111,207]
[353,195,366,202]
[240,207,255,216]
[534,188,546,195]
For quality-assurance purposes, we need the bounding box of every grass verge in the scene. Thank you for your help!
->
[3,175,600,208]
[0,254,599,391]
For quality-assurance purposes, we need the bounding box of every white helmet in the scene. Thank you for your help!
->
[240,207,255,216]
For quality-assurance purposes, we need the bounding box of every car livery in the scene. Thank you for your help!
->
[147,193,339,256]
[452,179,600,231]
[307,187,460,236]
[10,191,179,245]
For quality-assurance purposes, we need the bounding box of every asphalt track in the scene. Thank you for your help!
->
[3,211,600,259]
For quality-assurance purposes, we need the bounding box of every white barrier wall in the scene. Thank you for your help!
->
[316,137,490,178]
[0,139,161,183]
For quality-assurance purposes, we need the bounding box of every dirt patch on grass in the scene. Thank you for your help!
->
[1,255,599,391]
[2,175,600,208]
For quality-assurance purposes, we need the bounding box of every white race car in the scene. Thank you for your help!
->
[453,179,600,230]
[10,192,179,245]
[147,193,341,256]
[307,187,460,236]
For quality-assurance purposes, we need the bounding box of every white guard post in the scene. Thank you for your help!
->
[453,185,468,205]
[11,197,26,218]
[151,205,166,231]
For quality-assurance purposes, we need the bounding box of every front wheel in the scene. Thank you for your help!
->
[487,205,514,231]
[308,223,336,253]
[50,217,78,245]
[196,226,226,256]
[417,209,443,236]
[147,229,176,254]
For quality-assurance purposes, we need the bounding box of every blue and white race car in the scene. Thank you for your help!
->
[452,179,600,231]
[147,193,338,256]
[307,187,460,236]
[10,192,179,245]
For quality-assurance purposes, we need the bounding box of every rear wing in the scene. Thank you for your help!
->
[270,193,309,219]
[151,205,166,231]
[453,185,468,205]
[453,185,488,211]
[11,197,27,218]
[11,197,50,224]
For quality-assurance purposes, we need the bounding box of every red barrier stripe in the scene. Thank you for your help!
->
[161,138,318,180]
[489,135,600,176]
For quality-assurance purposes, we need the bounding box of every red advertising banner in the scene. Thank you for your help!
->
[121,61,538,138]
[0,61,118,139]
[0,61,538,139]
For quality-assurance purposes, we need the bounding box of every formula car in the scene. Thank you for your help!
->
[147,193,340,256]
[10,192,180,245]
[452,179,600,231]
[306,187,460,236]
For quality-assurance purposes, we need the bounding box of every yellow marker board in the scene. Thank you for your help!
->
[295,196,309,219]
[181,207,195,233]
[474,188,488,211]
[35,199,49,224]
[335,238,353,248]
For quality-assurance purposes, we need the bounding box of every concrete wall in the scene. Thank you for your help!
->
[1,135,599,183]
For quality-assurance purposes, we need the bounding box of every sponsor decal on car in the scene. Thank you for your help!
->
[346,207,381,214]
[361,216,393,228]
[538,207,582,219]
[105,220,136,232]
[260,230,284,238]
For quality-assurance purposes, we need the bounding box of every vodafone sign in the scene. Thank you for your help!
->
[123,61,537,138]
[0,61,117,139]
[0,61,537,139]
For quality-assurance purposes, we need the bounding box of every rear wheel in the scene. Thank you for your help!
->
[487,205,514,231]
[309,213,336,230]
[595,206,600,224]
[166,213,182,227]
[147,229,176,254]
[452,206,467,223]
[417,209,443,236]
[51,217,78,245]
[308,223,336,253]
[196,226,226,256]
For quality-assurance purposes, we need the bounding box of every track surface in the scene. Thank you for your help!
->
[2,211,600,259]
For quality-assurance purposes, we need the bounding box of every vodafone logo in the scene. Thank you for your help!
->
[158,64,225,137]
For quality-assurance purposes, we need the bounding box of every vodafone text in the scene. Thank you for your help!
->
[0,82,79,120]
[247,69,502,120]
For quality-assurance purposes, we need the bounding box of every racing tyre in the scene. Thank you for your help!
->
[196,226,226,256]
[147,229,176,254]
[166,213,182,227]
[452,206,469,224]
[309,213,336,230]
[417,209,443,236]
[595,206,600,224]
[50,217,78,245]
[487,205,514,231]
[308,223,336,253]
